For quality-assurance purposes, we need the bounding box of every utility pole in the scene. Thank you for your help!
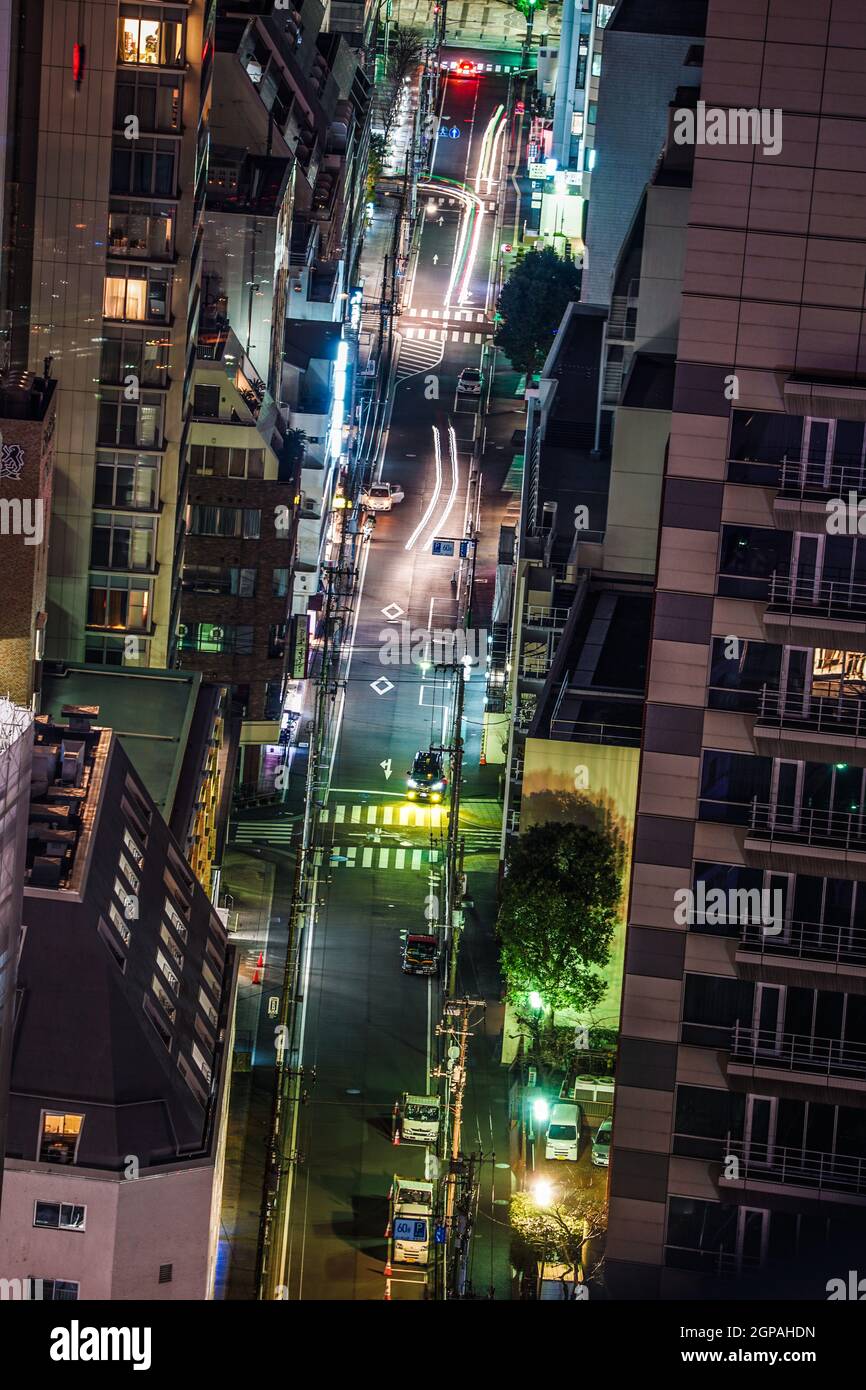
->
[436,658,465,995]
[433,996,485,1299]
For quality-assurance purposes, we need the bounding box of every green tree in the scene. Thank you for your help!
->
[510,1185,607,1289]
[494,247,581,375]
[366,133,387,201]
[497,822,621,1021]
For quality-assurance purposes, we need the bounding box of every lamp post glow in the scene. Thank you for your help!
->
[533,1177,554,1208]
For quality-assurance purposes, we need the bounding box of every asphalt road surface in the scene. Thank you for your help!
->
[281,55,513,1301]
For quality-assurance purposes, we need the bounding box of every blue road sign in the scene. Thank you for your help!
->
[449,126,461,139]
[435,1225,447,1245]
[432,538,456,557]
[459,539,473,558]
[438,126,450,138]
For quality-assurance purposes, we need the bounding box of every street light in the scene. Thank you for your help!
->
[533,1097,550,1126]
[533,1177,554,1208]
[529,990,543,1011]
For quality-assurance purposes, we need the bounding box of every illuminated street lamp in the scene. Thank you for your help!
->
[533,1177,554,1208]
[533,1097,550,1126]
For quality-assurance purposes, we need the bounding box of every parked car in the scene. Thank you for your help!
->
[591,1117,612,1168]
[457,366,483,396]
[361,481,404,512]
[544,1102,583,1161]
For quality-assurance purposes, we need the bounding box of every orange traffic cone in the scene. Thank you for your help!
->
[384,1260,393,1278]
[256,951,264,967]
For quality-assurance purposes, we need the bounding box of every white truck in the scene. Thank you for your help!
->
[389,1176,434,1266]
[397,1093,441,1146]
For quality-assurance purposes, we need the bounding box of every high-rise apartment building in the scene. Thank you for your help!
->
[607,0,866,1298]
[2,0,214,671]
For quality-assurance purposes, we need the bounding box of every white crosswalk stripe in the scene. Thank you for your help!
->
[230,805,500,852]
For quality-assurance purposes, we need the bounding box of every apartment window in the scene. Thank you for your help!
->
[97,393,163,450]
[699,750,771,826]
[268,623,287,659]
[34,1202,86,1232]
[272,567,289,598]
[87,573,152,630]
[86,634,151,667]
[674,1084,745,1161]
[717,525,792,601]
[113,878,137,920]
[596,2,615,25]
[182,565,257,597]
[119,853,140,892]
[187,504,261,538]
[189,444,265,478]
[111,138,177,198]
[682,973,753,1049]
[151,973,177,1022]
[99,915,128,967]
[178,621,254,655]
[95,452,159,510]
[39,1113,84,1165]
[164,897,188,940]
[591,52,602,77]
[100,333,170,390]
[178,1053,207,1104]
[571,111,584,137]
[159,1264,173,1284]
[107,903,133,946]
[118,8,185,67]
[262,680,282,721]
[706,638,782,713]
[104,268,170,323]
[114,73,181,133]
[160,924,184,972]
[123,827,144,866]
[587,102,598,124]
[39,1280,80,1301]
[198,986,218,1029]
[157,950,180,994]
[144,992,174,1046]
[191,1041,213,1086]
[201,960,220,1000]
[193,384,221,418]
[91,512,155,571]
[108,204,174,259]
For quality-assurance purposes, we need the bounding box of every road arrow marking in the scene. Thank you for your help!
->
[381,759,392,780]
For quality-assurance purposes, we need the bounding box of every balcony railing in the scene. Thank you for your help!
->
[673,1131,866,1196]
[768,571,866,622]
[739,916,866,969]
[756,684,866,738]
[748,798,866,854]
[730,1022,866,1080]
[778,453,866,500]
[523,604,570,629]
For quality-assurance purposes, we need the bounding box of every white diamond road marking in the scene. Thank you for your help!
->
[371,676,394,695]
[381,603,404,620]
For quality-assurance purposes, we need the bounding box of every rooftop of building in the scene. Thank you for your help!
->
[0,371,57,422]
[608,0,709,37]
[40,665,205,822]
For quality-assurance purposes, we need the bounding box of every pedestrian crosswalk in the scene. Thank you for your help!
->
[320,803,447,828]
[318,844,444,873]
[408,309,488,324]
[231,818,297,845]
[396,335,444,379]
[230,806,502,854]
[404,327,485,345]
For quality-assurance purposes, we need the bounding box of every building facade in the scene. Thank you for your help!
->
[0,704,237,1299]
[607,0,866,1298]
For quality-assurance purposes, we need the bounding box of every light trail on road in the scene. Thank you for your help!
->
[405,424,443,551]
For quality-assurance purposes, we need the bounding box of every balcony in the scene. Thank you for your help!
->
[672,1131,866,1203]
[727,1022,866,1105]
[763,572,866,654]
[745,799,866,878]
[737,917,866,994]
[774,454,866,533]
[753,685,866,766]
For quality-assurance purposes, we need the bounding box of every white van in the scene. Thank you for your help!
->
[544,1102,582,1161]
